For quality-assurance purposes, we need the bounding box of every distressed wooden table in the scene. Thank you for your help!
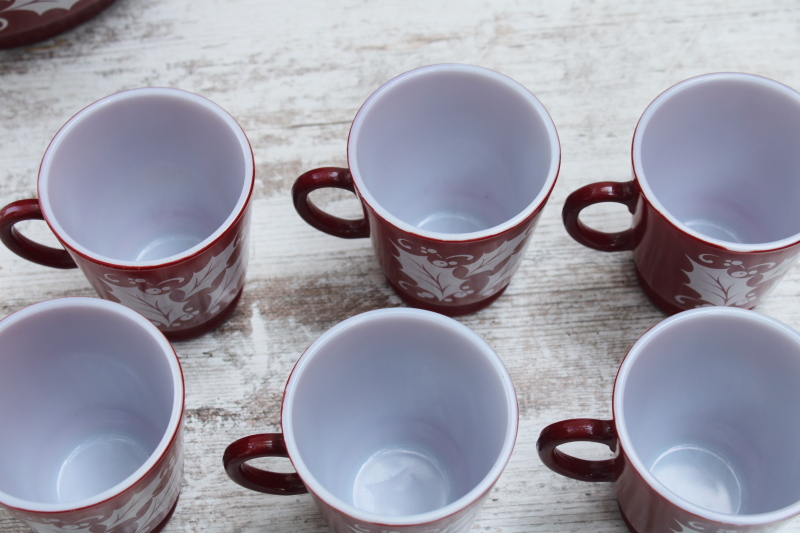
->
[2,1,800,532]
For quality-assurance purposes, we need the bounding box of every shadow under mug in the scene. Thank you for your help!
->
[293,64,560,316]
[563,73,800,314]
[538,307,800,533]
[0,88,254,341]
[223,308,518,533]
[0,297,184,533]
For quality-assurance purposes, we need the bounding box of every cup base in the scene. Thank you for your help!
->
[353,445,453,515]
[161,286,243,342]
[387,279,507,316]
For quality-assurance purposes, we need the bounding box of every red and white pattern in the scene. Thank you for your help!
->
[6,431,183,533]
[675,252,800,308]
[392,228,532,304]
[0,0,82,31]
[96,232,248,332]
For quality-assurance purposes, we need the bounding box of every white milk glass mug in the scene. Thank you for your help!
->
[563,73,800,315]
[0,88,254,340]
[224,308,519,533]
[0,297,184,533]
[538,307,800,533]
[293,64,560,316]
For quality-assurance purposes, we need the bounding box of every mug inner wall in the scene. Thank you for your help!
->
[0,305,174,506]
[638,76,800,245]
[620,312,800,516]
[45,92,247,262]
[289,314,511,518]
[353,69,553,234]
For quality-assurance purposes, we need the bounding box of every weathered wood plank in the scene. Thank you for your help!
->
[2,1,800,532]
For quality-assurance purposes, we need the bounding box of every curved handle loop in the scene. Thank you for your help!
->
[562,181,638,252]
[0,199,77,269]
[223,433,308,496]
[536,418,620,482]
[292,167,370,239]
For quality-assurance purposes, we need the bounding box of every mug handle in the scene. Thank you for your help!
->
[292,167,370,239]
[0,199,77,269]
[536,419,620,482]
[223,433,308,495]
[562,181,638,252]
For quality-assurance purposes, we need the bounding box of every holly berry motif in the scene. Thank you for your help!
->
[393,229,531,303]
[675,252,799,308]
[0,0,83,31]
[99,233,247,329]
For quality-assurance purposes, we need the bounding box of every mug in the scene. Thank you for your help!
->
[0,88,254,340]
[537,307,800,533]
[0,297,184,533]
[223,308,518,533]
[563,73,800,314]
[293,64,560,316]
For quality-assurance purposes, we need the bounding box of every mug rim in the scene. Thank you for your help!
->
[0,297,185,514]
[347,63,561,242]
[612,306,800,525]
[631,72,800,253]
[37,87,255,269]
[280,307,519,526]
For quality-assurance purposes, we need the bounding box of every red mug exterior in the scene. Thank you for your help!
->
[538,422,797,533]
[537,307,800,533]
[294,168,542,315]
[0,298,185,533]
[0,88,254,341]
[563,73,800,315]
[223,308,518,533]
[0,0,118,49]
[293,64,560,316]
[63,210,250,342]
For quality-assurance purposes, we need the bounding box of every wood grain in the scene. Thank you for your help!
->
[2,1,800,531]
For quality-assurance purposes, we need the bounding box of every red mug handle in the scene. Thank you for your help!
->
[223,433,308,495]
[292,167,370,239]
[536,419,620,482]
[562,181,638,252]
[0,199,77,269]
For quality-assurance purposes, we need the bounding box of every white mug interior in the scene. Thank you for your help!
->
[282,308,518,525]
[633,73,800,250]
[38,88,253,266]
[348,64,560,239]
[615,307,800,524]
[0,298,183,512]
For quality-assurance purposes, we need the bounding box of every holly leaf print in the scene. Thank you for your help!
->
[461,228,531,277]
[100,281,189,328]
[124,458,182,533]
[205,251,246,314]
[479,238,531,295]
[178,240,238,300]
[680,257,755,307]
[2,0,83,15]
[671,521,710,533]
[755,252,800,284]
[393,243,466,301]
[678,252,800,308]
